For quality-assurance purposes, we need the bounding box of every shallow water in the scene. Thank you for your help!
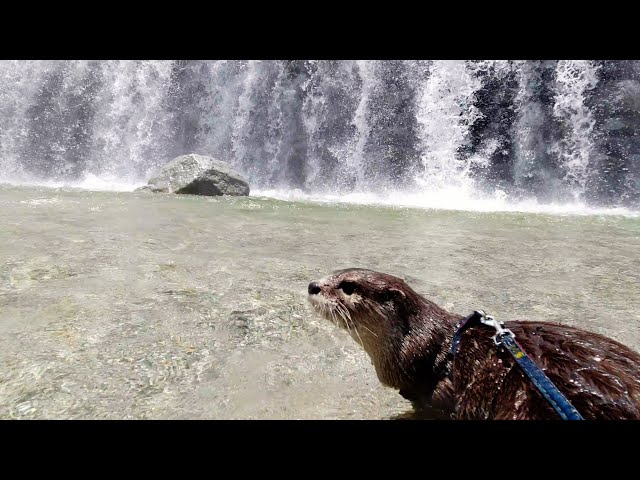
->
[1,185,639,419]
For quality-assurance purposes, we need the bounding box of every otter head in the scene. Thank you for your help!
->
[308,268,431,386]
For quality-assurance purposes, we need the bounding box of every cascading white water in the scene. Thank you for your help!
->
[0,60,48,180]
[88,61,174,181]
[551,60,599,198]
[0,60,174,188]
[414,60,485,191]
[0,60,637,213]
[348,60,376,188]
[301,60,362,191]
[513,60,550,192]
[231,60,261,179]
[300,60,325,190]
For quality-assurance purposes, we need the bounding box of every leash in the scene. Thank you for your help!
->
[449,310,584,420]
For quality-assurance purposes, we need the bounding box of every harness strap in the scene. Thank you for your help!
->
[450,310,486,357]
[449,310,584,420]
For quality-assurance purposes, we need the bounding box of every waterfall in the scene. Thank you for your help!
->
[0,60,637,209]
[551,60,599,197]
[414,60,484,192]
[0,60,174,185]
[348,60,375,188]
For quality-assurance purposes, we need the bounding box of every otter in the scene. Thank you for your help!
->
[307,268,640,420]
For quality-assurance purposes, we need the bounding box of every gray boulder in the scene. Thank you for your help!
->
[138,154,250,196]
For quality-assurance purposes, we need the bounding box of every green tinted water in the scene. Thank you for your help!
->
[1,186,638,418]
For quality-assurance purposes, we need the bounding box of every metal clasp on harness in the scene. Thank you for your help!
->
[476,310,516,346]
[451,309,584,420]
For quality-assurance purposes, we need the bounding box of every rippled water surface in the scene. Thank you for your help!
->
[1,186,639,419]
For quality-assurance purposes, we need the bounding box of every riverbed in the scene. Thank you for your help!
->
[1,185,638,419]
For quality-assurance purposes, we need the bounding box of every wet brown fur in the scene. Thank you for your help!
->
[308,268,640,420]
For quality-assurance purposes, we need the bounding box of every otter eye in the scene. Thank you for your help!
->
[338,281,356,295]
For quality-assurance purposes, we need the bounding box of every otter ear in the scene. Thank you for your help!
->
[389,287,406,298]
[380,287,406,302]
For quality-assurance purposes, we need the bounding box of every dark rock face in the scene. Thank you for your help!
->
[138,154,250,196]
[584,61,640,206]
[466,61,520,189]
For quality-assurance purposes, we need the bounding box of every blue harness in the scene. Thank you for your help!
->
[450,310,584,420]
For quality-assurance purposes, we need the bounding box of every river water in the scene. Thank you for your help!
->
[1,185,639,419]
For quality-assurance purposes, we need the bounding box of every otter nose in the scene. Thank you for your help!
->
[308,282,321,295]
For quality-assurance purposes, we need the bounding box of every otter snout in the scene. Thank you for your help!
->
[308,282,321,295]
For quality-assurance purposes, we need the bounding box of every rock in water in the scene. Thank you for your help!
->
[139,154,250,196]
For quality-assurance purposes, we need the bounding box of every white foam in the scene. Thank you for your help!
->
[0,173,144,192]
[19,198,61,205]
[71,173,146,192]
[2,175,637,217]
[253,187,640,218]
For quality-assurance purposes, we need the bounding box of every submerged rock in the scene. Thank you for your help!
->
[138,154,250,196]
